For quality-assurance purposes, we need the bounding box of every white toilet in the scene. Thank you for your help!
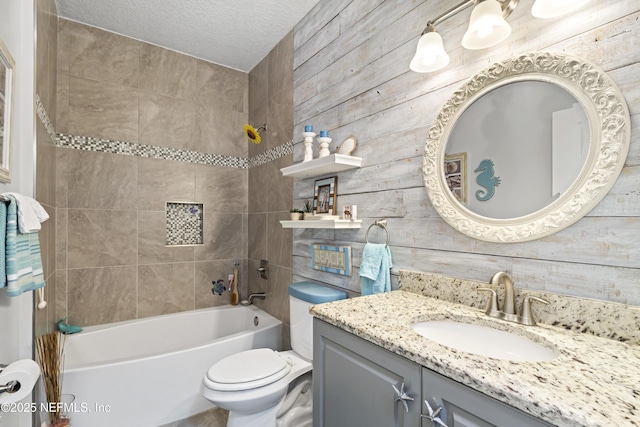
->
[202,282,346,427]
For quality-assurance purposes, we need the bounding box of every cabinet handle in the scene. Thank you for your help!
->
[421,399,448,427]
[392,383,414,413]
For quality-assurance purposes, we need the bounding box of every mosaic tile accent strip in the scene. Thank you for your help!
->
[166,202,204,246]
[35,94,57,144]
[57,133,250,168]
[248,140,294,168]
[56,133,294,169]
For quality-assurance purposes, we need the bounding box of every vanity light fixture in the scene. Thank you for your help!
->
[410,0,518,73]
[410,0,589,73]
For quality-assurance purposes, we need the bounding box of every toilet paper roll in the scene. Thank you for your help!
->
[0,359,41,403]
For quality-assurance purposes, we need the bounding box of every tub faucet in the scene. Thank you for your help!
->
[240,293,266,306]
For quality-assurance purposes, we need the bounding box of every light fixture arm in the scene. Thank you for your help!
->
[420,0,519,34]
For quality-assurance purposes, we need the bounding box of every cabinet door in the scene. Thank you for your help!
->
[314,319,421,427]
[421,369,553,427]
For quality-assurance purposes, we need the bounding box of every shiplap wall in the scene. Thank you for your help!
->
[291,0,640,305]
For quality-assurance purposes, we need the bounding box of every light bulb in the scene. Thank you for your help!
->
[410,30,450,73]
[462,0,512,50]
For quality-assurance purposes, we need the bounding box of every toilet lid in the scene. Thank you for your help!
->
[206,348,291,391]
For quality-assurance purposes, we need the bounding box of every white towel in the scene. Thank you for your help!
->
[0,193,49,233]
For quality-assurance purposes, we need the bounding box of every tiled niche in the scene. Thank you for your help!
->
[165,202,204,246]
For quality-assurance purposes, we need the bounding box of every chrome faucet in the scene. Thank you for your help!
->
[240,292,266,306]
[478,272,549,326]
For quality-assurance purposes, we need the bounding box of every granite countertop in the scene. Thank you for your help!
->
[310,290,640,427]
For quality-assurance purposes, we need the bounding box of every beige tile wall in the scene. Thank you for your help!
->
[247,31,295,345]
[34,0,58,336]
[55,19,251,327]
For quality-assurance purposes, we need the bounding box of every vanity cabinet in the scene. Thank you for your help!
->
[422,369,553,427]
[314,319,553,427]
[313,318,421,426]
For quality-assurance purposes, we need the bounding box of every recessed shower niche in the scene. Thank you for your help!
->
[165,202,205,246]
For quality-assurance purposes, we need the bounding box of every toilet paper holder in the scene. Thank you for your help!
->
[0,364,21,395]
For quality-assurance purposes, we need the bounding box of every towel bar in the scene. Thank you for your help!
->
[365,219,390,245]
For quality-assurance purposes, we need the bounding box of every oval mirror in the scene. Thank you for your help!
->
[423,52,630,242]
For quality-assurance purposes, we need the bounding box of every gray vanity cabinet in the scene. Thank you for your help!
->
[314,319,554,427]
[422,369,553,427]
[313,318,422,426]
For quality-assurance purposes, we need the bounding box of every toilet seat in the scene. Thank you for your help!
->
[206,348,292,391]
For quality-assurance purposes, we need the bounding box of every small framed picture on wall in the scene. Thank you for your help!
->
[313,176,337,215]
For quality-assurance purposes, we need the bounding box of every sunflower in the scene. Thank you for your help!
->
[243,123,262,144]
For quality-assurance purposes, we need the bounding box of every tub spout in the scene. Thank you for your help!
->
[240,293,266,306]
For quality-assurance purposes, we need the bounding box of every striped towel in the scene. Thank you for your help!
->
[1,195,45,296]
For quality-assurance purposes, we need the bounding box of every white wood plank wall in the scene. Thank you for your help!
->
[291,0,640,305]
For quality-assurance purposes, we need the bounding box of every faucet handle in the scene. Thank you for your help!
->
[477,287,501,317]
[518,296,549,326]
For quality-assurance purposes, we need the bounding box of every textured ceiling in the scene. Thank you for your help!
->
[55,0,320,72]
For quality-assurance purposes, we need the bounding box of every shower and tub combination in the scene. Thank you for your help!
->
[62,304,281,426]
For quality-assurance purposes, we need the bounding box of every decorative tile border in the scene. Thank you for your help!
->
[35,94,57,144]
[248,140,294,168]
[56,133,250,168]
[37,94,293,169]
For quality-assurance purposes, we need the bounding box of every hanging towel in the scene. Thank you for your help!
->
[1,195,45,296]
[359,243,393,296]
[1,192,49,233]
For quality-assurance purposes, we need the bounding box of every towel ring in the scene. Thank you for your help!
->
[365,220,390,245]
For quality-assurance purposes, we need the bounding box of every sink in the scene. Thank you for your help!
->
[412,320,558,362]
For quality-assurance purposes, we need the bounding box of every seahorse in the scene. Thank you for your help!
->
[474,159,501,201]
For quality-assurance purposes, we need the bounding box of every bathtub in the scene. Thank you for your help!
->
[61,305,282,427]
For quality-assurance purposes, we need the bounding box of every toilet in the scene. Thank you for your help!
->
[202,282,346,427]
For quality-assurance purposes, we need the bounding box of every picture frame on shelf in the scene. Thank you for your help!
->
[444,152,467,203]
[313,176,337,215]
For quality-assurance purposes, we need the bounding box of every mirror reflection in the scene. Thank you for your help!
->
[0,62,5,163]
[444,81,590,219]
[0,38,14,183]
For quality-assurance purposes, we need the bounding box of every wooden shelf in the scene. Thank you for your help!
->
[280,154,362,179]
[280,219,362,229]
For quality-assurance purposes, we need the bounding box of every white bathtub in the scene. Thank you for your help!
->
[61,305,282,427]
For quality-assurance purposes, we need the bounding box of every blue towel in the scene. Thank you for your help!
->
[1,196,45,296]
[359,243,393,296]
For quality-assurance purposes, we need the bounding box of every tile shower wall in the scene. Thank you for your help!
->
[34,0,58,335]
[55,19,249,327]
[247,31,295,345]
[292,1,640,305]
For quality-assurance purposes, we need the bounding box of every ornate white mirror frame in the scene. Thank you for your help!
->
[423,52,630,242]
[0,37,15,183]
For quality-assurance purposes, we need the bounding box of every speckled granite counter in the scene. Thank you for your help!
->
[310,290,640,427]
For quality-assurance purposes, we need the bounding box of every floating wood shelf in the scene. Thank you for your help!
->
[280,219,362,229]
[280,154,363,179]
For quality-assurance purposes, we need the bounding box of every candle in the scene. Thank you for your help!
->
[319,130,328,137]
[304,125,313,132]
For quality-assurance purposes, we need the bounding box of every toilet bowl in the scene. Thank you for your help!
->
[201,282,346,427]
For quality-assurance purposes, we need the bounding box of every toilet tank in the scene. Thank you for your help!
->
[288,282,347,361]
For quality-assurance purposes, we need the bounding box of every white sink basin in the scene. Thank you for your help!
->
[412,320,558,362]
